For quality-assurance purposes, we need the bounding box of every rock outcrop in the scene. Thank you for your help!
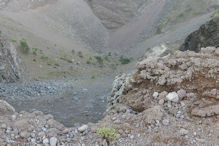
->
[180,17,219,52]
[0,32,23,82]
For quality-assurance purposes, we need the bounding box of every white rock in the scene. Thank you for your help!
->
[50,137,58,146]
[162,119,169,126]
[43,138,49,144]
[1,123,7,129]
[166,92,179,102]
[11,115,16,121]
[153,92,159,99]
[158,99,165,105]
[78,125,88,133]
[180,128,189,136]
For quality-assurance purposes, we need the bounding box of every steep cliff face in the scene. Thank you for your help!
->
[180,17,219,52]
[85,0,142,30]
[0,32,23,82]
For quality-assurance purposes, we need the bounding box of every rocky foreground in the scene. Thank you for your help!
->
[0,47,219,145]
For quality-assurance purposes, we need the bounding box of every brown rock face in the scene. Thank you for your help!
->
[0,32,23,82]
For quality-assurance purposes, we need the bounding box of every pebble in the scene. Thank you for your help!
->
[11,115,16,121]
[1,123,7,129]
[177,89,186,99]
[153,92,159,99]
[43,138,49,144]
[159,99,165,105]
[50,137,58,146]
[162,119,169,126]
[20,131,30,138]
[180,128,189,136]
[78,125,88,133]
[166,92,179,102]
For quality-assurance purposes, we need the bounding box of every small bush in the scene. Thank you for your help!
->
[95,56,103,66]
[104,55,110,62]
[72,49,75,54]
[11,40,17,43]
[20,38,30,54]
[119,56,130,65]
[97,127,120,143]
[78,51,83,58]
[32,48,38,55]
[60,56,73,63]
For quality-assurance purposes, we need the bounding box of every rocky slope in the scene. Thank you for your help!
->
[180,17,219,52]
[0,47,218,145]
[0,31,23,83]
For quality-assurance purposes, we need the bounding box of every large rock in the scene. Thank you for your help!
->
[0,32,23,82]
[0,100,15,116]
[180,17,219,52]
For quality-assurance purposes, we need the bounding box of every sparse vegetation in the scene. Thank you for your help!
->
[40,56,49,60]
[20,38,30,54]
[78,51,83,58]
[119,56,130,65]
[95,56,103,66]
[72,49,75,54]
[11,40,17,43]
[104,55,110,62]
[214,10,219,17]
[60,55,73,63]
[32,48,38,55]
[97,127,120,144]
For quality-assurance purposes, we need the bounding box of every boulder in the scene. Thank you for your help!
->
[0,100,15,116]
[180,17,219,52]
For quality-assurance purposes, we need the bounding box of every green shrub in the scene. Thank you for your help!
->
[72,49,75,54]
[20,38,30,54]
[40,56,48,60]
[39,49,44,55]
[95,56,103,65]
[60,56,73,63]
[11,40,17,43]
[32,48,38,55]
[97,127,120,143]
[214,10,219,17]
[78,51,83,58]
[119,56,130,65]
[104,55,110,62]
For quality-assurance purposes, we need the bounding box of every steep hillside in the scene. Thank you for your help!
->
[0,0,111,80]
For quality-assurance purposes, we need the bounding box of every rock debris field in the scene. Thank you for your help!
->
[0,47,218,145]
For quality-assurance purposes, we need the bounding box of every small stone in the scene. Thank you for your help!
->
[11,115,16,121]
[43,138,49,144]
[50,137,58,146]
[78,125,88,133]
[177,89,186,99]
[159,91,168,99]
[166,92,179,102]
[153,92,159,99]
[1,123,7,129]
[20,131,30,138]
[162,119,169,126]
[159,99,165,105]
[180,128,189,136]
[38,131,45,138]
[130,135,134,139]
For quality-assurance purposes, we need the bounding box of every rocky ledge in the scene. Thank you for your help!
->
[0,47,218,145]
